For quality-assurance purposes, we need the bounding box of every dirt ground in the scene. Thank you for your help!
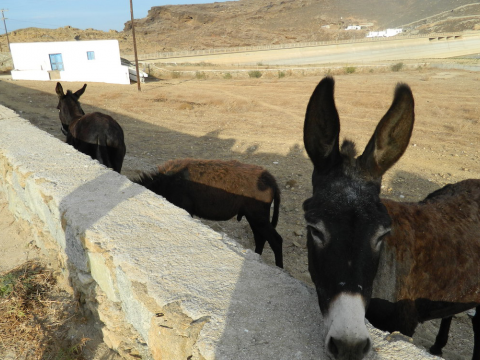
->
[0,67,479,359]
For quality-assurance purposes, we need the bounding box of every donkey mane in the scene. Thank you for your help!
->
[340,139,358,159]
[321,139,382,186]
[133,170,159,188]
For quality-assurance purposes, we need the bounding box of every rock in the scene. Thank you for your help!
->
[285,179,297,188]
[385,331,413,343]
[78,272,94,285]
[209,223,223,232]
[466,308,477,318]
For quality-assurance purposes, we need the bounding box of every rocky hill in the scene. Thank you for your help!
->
[1,26,127,52]
[401,3,480,33]
[330,0,480,28]
[1,0,479,56]
[121,0,362,53]
[120,0,480,53]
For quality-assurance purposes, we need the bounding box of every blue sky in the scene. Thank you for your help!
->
[2,0,233,33]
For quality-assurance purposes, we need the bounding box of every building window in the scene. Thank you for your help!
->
[87,51,95,60]
[49,53,64,71]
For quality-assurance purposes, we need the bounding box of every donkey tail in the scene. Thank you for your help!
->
[96,135,113,169]
[271,186,280,228]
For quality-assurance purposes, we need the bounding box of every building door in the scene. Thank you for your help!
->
[49,53,64,71]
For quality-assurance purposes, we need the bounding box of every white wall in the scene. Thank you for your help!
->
[10,40,130,85]
[10,69,50,81]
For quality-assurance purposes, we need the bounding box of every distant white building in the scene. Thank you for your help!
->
[10,40,130,85]
[366,28,403,38]
[346,25,361,30]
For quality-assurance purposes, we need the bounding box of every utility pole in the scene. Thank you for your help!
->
[1,9,10,52]
[129,0,141,91]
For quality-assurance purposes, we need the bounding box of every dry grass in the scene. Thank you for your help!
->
[178,102,194,111]
[0,261,90,360]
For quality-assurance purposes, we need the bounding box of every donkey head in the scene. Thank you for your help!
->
[55,82,87,136]
[303,77,414,360]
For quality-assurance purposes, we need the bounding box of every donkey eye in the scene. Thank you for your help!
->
[308,225,326,245]
[374,231,390,250]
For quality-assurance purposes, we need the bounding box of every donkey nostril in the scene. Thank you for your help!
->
[328,336,371,358]
[362,338,371,354]
[328,337,340,356]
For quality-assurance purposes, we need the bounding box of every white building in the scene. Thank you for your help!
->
[10,40,130,85]
[366,28,403,38]
[346,25,361,30]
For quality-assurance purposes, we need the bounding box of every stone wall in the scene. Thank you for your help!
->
[0,106,439,359]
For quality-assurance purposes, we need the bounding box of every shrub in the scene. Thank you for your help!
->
[172,71,181,79]
[179,103,194,110]
[195,71,207,80]
[344,66,356,74]
[248,70,262,78]
[278,71,286,78]
[223,72,232,79]
[391,62,404,72]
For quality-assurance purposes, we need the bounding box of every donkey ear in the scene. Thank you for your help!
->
[303,77,341,170]
[358,83,415,180]
[74,84,87,98]
[55,82,64,97]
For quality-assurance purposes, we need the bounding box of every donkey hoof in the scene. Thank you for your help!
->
[429,345,443,356]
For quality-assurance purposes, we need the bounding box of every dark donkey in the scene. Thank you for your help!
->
[134,158,284,267]
[55,82,126,173]
[302,77,480,360]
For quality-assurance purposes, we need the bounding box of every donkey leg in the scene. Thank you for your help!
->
[246,217,267,255]
[246,216,283,268]
[429,316,452,356]
[74,140,97,162]
[472,306,480,360]
[109,147,125,173]
[268,228,283,268]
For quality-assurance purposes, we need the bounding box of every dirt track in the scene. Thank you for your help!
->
[144,32,480,66]
[0,67,479,359]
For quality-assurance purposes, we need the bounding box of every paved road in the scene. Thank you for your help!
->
[152,32,480,66]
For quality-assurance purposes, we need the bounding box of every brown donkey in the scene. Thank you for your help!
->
[134,158,284,268]
[302,77,480,360]
[55,82,126,173]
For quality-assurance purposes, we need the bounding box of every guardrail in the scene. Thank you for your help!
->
[124,32,464,61]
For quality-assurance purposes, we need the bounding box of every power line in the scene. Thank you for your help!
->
[7,18,66,28]
[1,9,10,52]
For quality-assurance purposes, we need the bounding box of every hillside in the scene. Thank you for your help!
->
[402,3,480,33]
[331,0,480,28]
[121,0,363,53]
[1,0,479,56]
